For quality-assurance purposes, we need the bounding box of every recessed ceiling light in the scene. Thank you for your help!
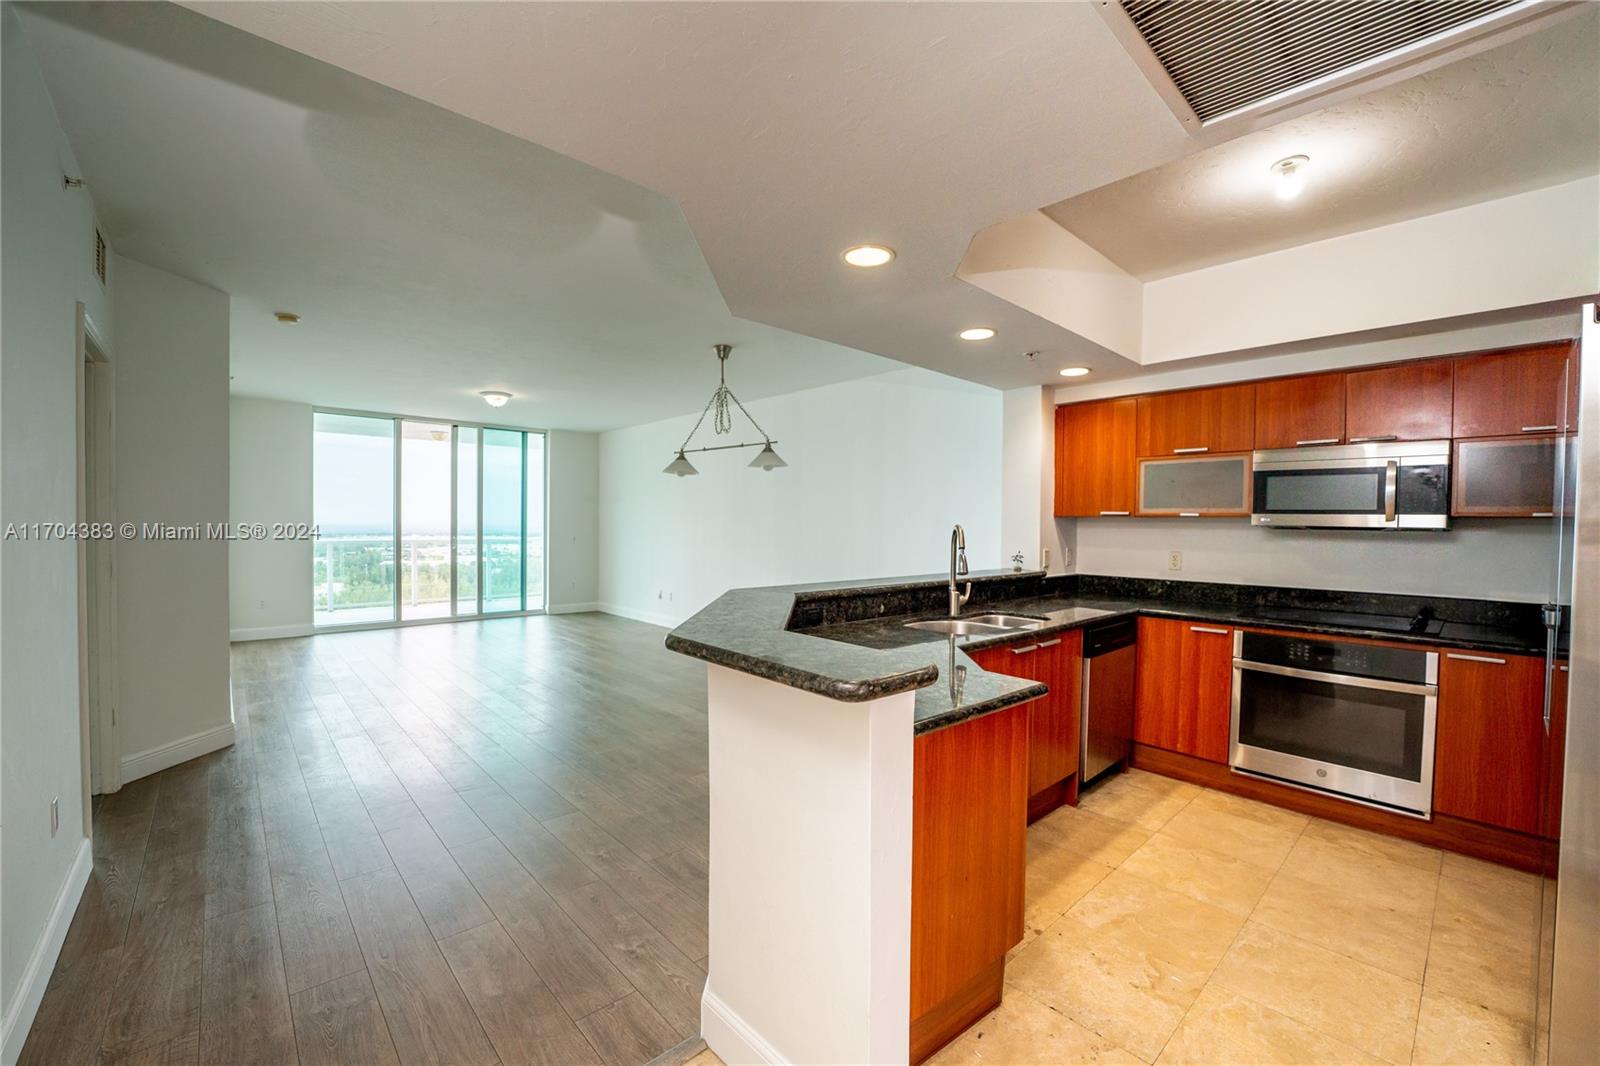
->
[1269,155,1310,201]
[842,244,895,268]
[1059,366,1091,377]
[959,327,997,341]
[274,311,300,325]
[480,390,512,408]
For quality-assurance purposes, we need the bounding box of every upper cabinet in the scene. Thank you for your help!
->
[1452,343,1575,438]
[1345,359,1454,443]
[1055,398,1136,517]
[1135,383,1254,457]
[1254,373,1346,450]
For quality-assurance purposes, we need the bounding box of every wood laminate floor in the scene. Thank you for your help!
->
[20,613,711,1066]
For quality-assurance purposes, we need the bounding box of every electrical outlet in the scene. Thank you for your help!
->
[1168,550,1183,572]
[50,796,60,837]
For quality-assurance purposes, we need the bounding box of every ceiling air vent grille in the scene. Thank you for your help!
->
[93,228,107,286]
[1120,0,1522,123]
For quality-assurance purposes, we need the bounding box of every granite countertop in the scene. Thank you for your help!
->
[665,571,1552,735]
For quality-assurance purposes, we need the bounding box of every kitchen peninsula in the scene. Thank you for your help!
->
[667,568,1556,1065]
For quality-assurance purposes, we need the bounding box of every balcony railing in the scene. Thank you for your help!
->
[313,534,544,625]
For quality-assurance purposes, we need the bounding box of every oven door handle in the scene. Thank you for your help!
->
[1384,459,1398,523]
[1233,658,1437,696]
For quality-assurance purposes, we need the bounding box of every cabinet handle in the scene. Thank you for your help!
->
[1559,665,1569,672]
[1178,511,1201,517]
[1532,512,1554,518]
[1037,639,1062,648]
[1098,510,1130,516]
[1521,425,1559,433]
[1190,626,1229,635]
[1295,438,1341,446]
[1173,446,1209,454]
[1348,434,1398,443]
[1446,652,1506,665]
[1010,644,1040,655]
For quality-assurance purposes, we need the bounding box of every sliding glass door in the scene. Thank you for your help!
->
[313,413,396,626]
[312,411,545,629]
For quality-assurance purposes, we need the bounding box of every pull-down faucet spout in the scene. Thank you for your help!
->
[949,525,971,617]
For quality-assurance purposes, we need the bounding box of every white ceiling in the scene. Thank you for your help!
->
[1043,7,1600,280]
[18,3,903,432]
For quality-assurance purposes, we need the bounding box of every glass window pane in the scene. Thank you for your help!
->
[313,413,395,626]
[482,428,524,613]
[399,421,453,620]
[525,433,546,611]
[456,427,479,615]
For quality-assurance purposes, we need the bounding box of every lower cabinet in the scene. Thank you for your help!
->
[967,629,1084,820]
[910,702,1029,1063]
[1434,650,1546,834]
[1133,617,1233,763]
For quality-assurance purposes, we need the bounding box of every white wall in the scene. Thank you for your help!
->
[229,396,312,640]
[1075,518,1555,603]
[547,429,599,612]
[112,256,233,777]
[599,367,1004,627]
[0,7,112,1054]
[1001,386,1073,575]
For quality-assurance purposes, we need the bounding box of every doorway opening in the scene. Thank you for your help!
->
[77,302,118,807]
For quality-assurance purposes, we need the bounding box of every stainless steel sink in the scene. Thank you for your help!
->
[903,613,1046,636]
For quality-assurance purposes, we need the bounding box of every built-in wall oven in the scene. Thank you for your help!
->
[1231,630,1439,817]
[1251,439,1450,529]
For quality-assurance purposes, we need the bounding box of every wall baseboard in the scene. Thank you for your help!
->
[229,623,313,642]
[1,837,92,1066]
[597,602,683,629]
[702,985,787,1066]
[546,602,600,615]
[119,721,236,784]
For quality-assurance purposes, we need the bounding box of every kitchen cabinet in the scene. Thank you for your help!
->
[1344,358,1454,442]
[967,629,1084,820]
[1542,661,1568,841]
[1452,344,1574,439]
[911,702,1028,1063]
[1254,372,1346,450]
[1434,650,1545,834]
[1135,383,1255,458]
[1055,398,1136,517]
[1133,617,1233,763]
[1452,436,1561,517]
[1137,454,1251,516]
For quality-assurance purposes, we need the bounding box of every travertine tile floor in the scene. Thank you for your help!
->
[692,769,1546,1066]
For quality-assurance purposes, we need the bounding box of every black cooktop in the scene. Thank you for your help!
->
[1252,605,1446,636]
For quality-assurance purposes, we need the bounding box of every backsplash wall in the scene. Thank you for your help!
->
[1069,518,1554,603]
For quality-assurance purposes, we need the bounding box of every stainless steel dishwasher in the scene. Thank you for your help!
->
[1080,619,1138,784]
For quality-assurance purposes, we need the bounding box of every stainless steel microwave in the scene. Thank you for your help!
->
[1251,440,1450,530]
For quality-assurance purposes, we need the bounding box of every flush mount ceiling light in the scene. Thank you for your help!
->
[959,327,997,341]
[1059,366,1091,377]
[1269,155,1311,201]
[841,244,895,268]
[663,343,786,477]
[480,390,512,408]
[274,311,300,325]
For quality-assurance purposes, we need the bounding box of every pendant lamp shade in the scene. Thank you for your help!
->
[663,450,699,477]
[749,442,787,471]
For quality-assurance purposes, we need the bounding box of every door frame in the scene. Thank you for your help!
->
[76,302,119,809]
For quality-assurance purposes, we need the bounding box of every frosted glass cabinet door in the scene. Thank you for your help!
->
[1453,436,1561,517]
[1137,454,1252,516]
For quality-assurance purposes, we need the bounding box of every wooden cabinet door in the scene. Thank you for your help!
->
[1028,632,1082,796]
[1542,661,1567,841]
[1055,399,1136,517]
[1254,373,1346,450]
[1345,359,1454,443]
[1452,437,1560,517]
[1133,618,1233,763]
[1434,650,1545,834]
[1453,344,1573,438]
[1136,383,1255,457]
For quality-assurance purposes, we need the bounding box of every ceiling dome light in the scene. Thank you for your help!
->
[959,327,997,341]
[274,311,300,325]
[842,244,895,268]
[1270,155,1310,201]
[480,390,512,408]
[1059,366,1091,377]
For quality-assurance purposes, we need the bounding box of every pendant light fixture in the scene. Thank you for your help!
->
[663,344,786,477]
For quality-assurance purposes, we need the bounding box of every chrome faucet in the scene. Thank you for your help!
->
[949,524,971,617]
